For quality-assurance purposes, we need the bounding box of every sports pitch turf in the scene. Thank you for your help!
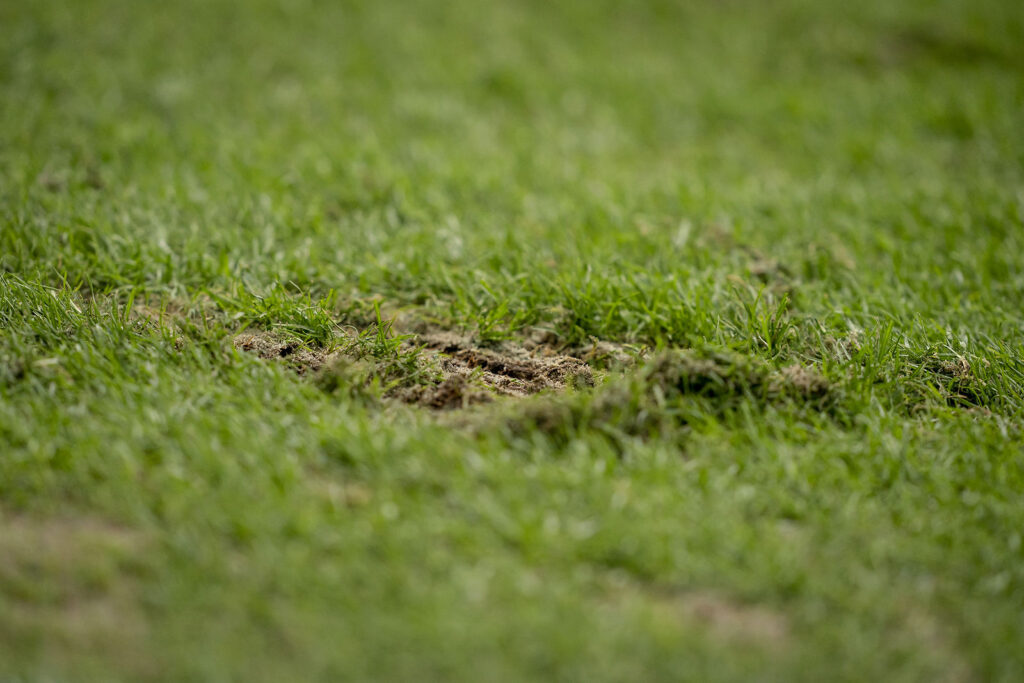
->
[2,0,1024,680]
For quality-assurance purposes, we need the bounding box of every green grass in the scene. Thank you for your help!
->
[2,0,1024,680]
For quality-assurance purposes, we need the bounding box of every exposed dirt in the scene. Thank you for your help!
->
[234,330,594,410]
[305,477,374,509]
[895,606,973,683]
[233,333,338,375]
[394,314,643,367]
[415,332,595,398]
[746,257,796,297]
[720,247,801,298]
[641,350,832,402]
[773,363,831,398]
[566,338,644,367]
[390,374,495,410]
[386,332,595,409]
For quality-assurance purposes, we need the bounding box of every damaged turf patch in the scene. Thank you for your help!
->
[233,329,595,410]
[233,333,336,375]
[918,354,994,409]
[416,332,594,397]
[641,350,830,402]
[502,348,834,442]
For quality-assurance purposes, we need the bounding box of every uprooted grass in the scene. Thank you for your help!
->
[235,326,595,409]
[499,348,835,445]
[6,275,1017,422]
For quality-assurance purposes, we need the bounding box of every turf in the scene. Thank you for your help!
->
[2,0,1024,680]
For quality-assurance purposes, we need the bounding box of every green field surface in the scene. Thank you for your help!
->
[2,0,1024,680]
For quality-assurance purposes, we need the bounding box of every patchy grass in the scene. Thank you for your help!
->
[2,0,1024,680]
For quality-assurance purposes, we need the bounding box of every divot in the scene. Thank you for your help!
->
[233,333,337,375]
[411,332,595,403]
[391,375,493,410]
[234,330,595,410]
[502,349,836,442]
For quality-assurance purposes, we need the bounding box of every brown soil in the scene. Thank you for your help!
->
[415,332,594,398]
[390,374,494,410]
[671,591,790,646]
[233,333,338,375]
[233,330,594,410]
[387,332,595,409]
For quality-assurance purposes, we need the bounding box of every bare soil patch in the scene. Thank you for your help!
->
[234,330,594,410]
[895,606,973,683]
[233,332,337,375]
[415,332,594,398]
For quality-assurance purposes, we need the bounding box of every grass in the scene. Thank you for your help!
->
[1,0,1023,680]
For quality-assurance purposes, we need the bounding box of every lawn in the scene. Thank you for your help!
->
[2,0,1024,680]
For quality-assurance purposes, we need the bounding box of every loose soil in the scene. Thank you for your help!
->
[233,333,334,375]
[233,330,595,410]
[414,332,595,396]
